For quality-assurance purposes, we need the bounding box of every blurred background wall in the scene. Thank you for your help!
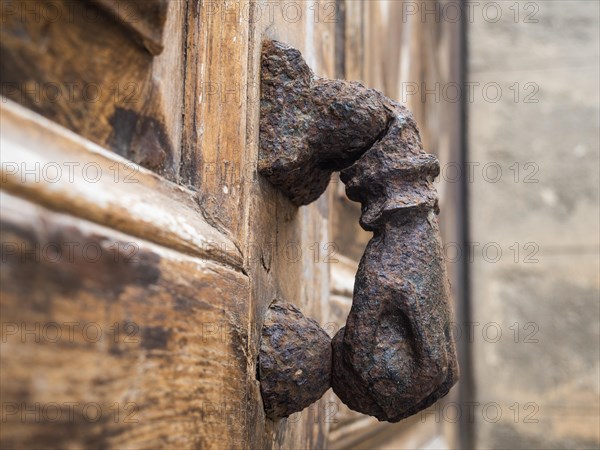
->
[468,1,600,448]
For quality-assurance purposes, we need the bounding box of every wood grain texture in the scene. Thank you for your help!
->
[0,100,242,268]
[0,0,464,447]
[91,0,169,55]
[242,2,338,448]
[0,192,250,449]
[180,0,251,239]
[0,0,184,179]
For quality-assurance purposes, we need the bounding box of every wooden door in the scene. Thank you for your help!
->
[1,1,463,448]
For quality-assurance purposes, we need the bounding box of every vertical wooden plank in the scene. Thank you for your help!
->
[151,0,186,183]
[344,0,364,82]
[0,0,184,180]
[181,0,250,242]
[363,1,385,92]
[242,2,337,448]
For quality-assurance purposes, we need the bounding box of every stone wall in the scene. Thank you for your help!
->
[468,1,599,448]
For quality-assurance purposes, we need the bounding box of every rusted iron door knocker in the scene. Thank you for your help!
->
[257,40,458,422]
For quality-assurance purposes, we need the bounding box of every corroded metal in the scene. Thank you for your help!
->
[259,40,388,206]
[259,301,332,419]
[258,40,458,422]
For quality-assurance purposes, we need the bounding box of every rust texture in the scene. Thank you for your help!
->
[258,301,332,419]
[259,40,389,206]
[259,40,458,422]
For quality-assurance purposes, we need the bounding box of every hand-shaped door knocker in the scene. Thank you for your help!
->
[257,40,458,422]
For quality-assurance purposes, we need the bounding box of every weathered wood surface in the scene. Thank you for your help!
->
[1,2,336,448]
[0,100,241,268]
[248,0,336,335]
[0,0,184,179]
[91,0,170,55]
[180,0,251,240]
[0,0,462,448]
[0,192,250,449]
[244,4,337,449]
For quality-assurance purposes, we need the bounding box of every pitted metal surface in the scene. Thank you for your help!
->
[258,40,458,422]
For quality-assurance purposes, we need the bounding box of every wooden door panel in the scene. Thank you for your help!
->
[0,0,185,180]
[1,1,463,448]
[241,4,338,449]
[0,192,249,449]
[0,100,241,267]
[92,0,170,55]
[3,1,341,449]
[0,97,253,449]
[181,0,251,241]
